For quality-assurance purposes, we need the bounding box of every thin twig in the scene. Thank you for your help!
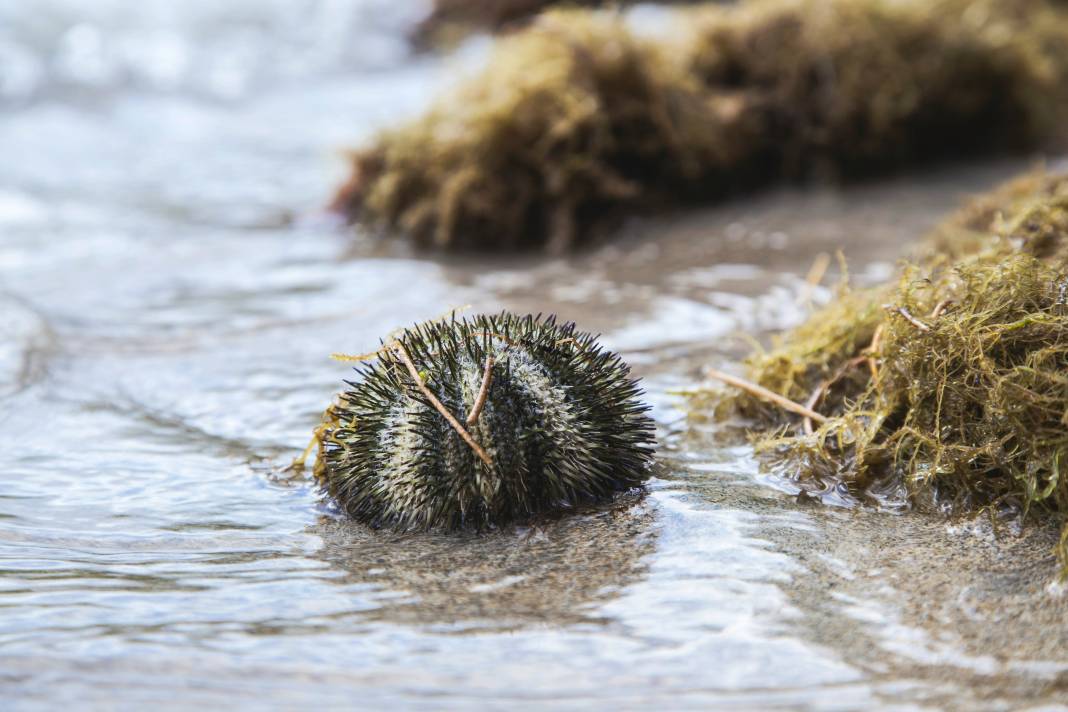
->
[797,252,831,307]
[801,355,867,435]
[392,340,493,468]
[811,322,888,430]
[802,388,822,436]
[866,324,884,380]
[929,299,952,319]
[465,356,495,426]
[883,304,931,332]
[706,367,827,424]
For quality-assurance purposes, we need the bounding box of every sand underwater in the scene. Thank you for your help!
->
[1,1,1067,710]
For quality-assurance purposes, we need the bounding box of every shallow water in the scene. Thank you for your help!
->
[2,3,1067,710]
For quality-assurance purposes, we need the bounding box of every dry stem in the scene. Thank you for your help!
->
[706,367,828,424]
[465,356,495,426]
[797,252,831,306]
[393,340,494,468]
[929,299,952,319]
[802,355,868,434]
[866,324,884,380]
[883,304,932,332]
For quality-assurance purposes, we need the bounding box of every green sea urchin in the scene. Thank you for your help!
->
[312,312,656,530]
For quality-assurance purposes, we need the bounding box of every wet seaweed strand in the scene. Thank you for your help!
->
[707,171,1068,571]
[334,0,1068,252]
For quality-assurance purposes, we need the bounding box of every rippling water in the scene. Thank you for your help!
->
[2,3,1067,709]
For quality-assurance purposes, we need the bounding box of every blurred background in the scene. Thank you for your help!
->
[1,2,1065,710]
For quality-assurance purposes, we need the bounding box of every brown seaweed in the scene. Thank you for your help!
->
[709,171,1068,568]
[335,0,1068,252]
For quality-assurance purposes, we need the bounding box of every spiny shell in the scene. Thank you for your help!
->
[318,312,656,530]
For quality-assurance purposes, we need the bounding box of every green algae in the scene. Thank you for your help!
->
[707,172,1068,569]
[334,0,1068,252]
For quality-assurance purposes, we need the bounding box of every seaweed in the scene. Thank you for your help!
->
[334,11,711,252]
[685,0,1068,176]
[708,172,1068,567]
[411,0,604,48]
[334,0,1068,252]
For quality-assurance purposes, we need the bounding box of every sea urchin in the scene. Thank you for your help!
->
[311,312,656,530]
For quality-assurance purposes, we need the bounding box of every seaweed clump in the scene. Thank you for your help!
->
[308,312,655,531]
[335,12,711,252]
[334,0,1068,252]
[712,172,1068,562]
[411,0,602,48]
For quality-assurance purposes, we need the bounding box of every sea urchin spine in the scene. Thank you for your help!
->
[313,312,656,530]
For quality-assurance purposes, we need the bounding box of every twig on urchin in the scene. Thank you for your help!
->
[465,355,495,427]
[392,340,493,468]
